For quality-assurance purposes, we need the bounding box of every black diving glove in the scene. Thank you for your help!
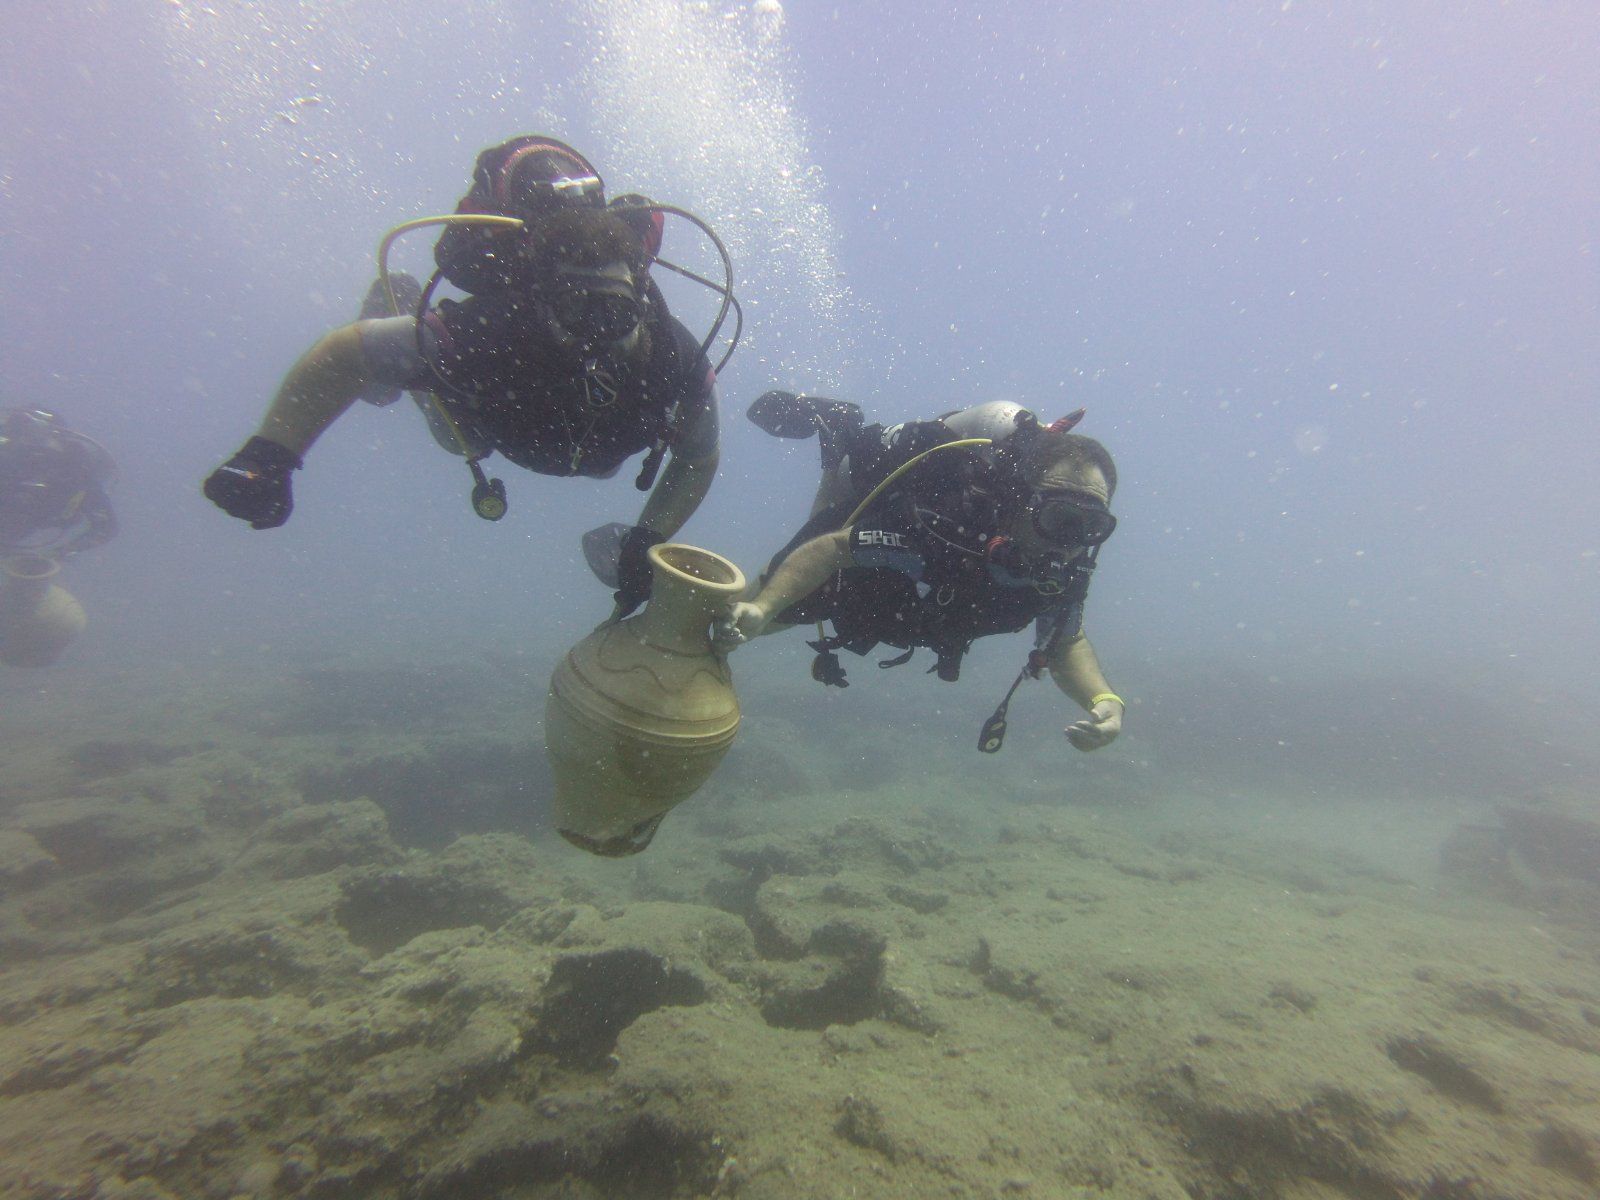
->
[203,436,301,530]
[613,525,666,617]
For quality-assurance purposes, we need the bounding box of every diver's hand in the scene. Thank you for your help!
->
[712,601,770,654]
[204,437,301,529]
[1065,697,1122,752]
[613,525,666,618]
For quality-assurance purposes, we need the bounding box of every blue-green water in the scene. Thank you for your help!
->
[1,3,1596,1196]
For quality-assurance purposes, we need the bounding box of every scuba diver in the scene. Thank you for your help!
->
[714,391,1125,753]
[0,408,117,558]
[203,135,737,616]
[0,407,116,668]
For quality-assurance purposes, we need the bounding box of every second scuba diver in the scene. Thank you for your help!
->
[204,136,734,616]
[0,407,117,668]
[715,392,1125,754]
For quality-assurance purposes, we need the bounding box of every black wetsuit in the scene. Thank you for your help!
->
[0,419,117,555]
[356,283,718,480]
[771,420,1091,682]
[415,288,714,479]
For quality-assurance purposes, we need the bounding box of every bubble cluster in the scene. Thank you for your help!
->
[573,0,858,388]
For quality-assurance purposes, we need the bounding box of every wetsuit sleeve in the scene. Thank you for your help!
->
[356,317,440,391]
[1037,595,1086,645]
[672,369,719,462]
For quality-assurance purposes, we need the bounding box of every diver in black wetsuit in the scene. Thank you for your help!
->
[204,136,731,617]
[718,393,1125,753]
[0,408,117,558]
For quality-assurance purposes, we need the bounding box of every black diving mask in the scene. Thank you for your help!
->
[548,270,644,350]
[1029,490,1117,547]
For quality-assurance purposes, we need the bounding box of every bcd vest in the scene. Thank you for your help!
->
[426,289,699,479]
[782,490,1092,682]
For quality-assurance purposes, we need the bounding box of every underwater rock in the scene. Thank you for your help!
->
[885,882,949,914]
[1153,1081,1397,1199]
[9,794,200,873]
[133,918,345,1010]
[1535,1120,1597,1185]
[0,828,57,892]
[1267,980,1319,1014]
[877,946,945,1034]
[335,868,523,957]
[755,918,887,1031]
[1384,1033,1503,1112]
[835,1093,902,1162]
[718,836,831,880]
[0,1006,161,1096]
[296,738,551,849]
[225,798,404,880]
[819,815,962,873]
[1438,820,1526,902]
[1499,806,1600,880]
[410,1096,725,1200]
[525,947,708,1067]
[69,739,196,780]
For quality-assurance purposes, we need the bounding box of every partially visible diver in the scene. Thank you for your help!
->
[0,408,116,667]
[204,135,737,617]
[0,408,117,558]
[714,392,1125,753]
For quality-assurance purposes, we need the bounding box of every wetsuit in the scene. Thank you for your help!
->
[771,415,1091,682]
[355,293,719,479]
[0,416,117,555]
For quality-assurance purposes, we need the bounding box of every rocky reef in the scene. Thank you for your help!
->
[2,661,1598,1199]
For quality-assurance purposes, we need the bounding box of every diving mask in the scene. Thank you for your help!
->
[547,267,644,350]
[1028,490,1117,547]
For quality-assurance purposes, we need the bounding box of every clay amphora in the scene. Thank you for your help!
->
[544,543,745,856]
[0,554,87,668]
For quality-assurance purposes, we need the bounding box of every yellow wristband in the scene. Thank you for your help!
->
[1087,691,1124,711]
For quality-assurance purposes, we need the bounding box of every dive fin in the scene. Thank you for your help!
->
[747,392,864,470]
[748,390,823,439]
[582,521,632,589]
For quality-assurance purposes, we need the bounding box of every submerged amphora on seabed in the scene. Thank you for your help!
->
[544,543,745,857]
[0,553,86,668]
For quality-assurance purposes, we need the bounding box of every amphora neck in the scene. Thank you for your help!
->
[631,544,745,655]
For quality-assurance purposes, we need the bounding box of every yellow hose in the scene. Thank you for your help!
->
[814,436,997,650]
[373,214,526,458]
[841,437,993,526]
[375,214,525,315]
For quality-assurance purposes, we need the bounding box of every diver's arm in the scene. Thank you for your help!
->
[753,529,853,620]
[1049,632,1123,751]
[633,376,721,537]
[713,529,855,650]
[205,323,380,529]
[633,447,718,538]
[253,324,373,457]
[606,380,722,616]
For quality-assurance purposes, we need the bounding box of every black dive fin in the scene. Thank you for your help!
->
[747,390,821,439]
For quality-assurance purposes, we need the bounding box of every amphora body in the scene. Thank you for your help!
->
[0,555,86,668]
[544,543,744,855]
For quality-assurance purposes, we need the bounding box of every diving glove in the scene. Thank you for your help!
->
[203,436,301,529]
[613,525,666,617]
